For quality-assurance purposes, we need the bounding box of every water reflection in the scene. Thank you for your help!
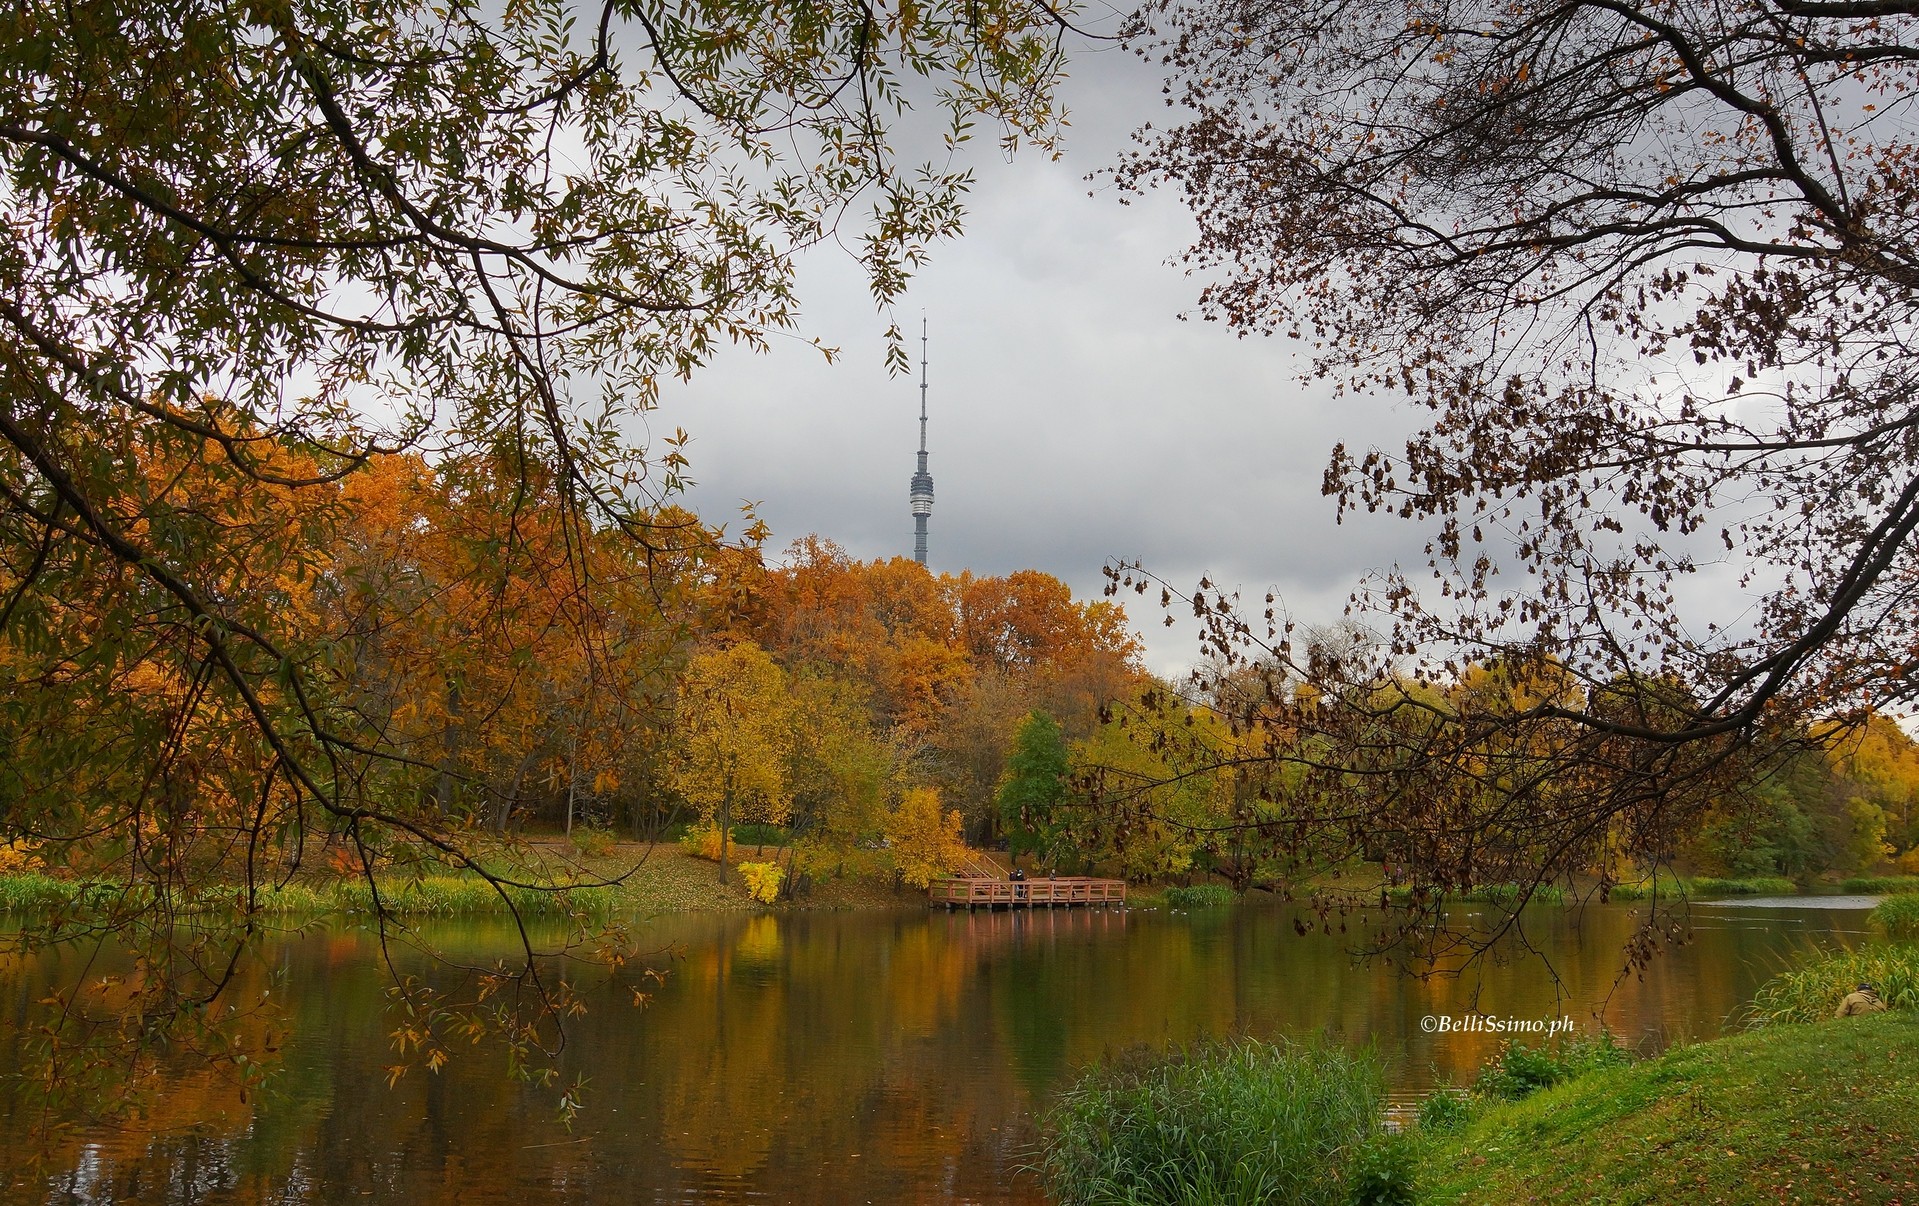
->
[0,900,1872,1204]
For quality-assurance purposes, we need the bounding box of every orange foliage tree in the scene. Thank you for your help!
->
[723,538,1148,841]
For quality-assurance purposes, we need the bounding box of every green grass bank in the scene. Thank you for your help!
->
[0,842,913,919]
[1420,1012,1919,1204]
[1037,945,1919,1205]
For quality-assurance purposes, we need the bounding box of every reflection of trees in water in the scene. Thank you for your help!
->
[0,904,1864,1202]
[0,950,282,1200]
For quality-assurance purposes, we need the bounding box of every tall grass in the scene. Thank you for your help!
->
[1162,883,1235,909]
[0,876,154,913]
[311,876,609,917]
[1746,944,1919,1025]
[1469,1034,1633,1100]
[0,873,607,919]
[1606,874,1794,901]
[1384,883,1566,906]
[1038,1037,1384,1206]
[1841,875,1919,895]
[0,874,80,913]
[1870,895,1919,942]
[1464,883,1565,906]
[1686,876,1796,897]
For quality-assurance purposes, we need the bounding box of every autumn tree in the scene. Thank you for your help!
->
[929,571,1144,832]
[782,672,902,884]
[1101,0,1919,950]
[885,786,970,889]
[1685,710,1919,876]
[1071,687,1263,883]
[322,450,702,836]
[737,537,974,734]
[718,540,1147,838]
[0,0,1076,1107]
[1830,713,1919,864]
[0,428,342,903]
[668,642,795,883]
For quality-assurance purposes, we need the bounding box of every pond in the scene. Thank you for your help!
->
[1,897,1876,1204]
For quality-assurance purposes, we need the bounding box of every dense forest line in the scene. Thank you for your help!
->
[0,436,1142,890]
[7,437,1915,898]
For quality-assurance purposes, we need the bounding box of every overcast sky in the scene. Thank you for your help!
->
[649,32,1452,677]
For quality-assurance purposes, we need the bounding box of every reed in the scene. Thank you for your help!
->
[1686,876,1796,897]
[1162,883,1234,909]
[318,876,610,917]
[1464,883,1565,906]
[0,873,607,919]
[1746,944,1919,1025]
[1039,1036,1384,1206]
[1605,873,1795,901]
[1841,875,1919,895]
[0,873,76,912]
[1869,894,1919,942]
[1383,883,1566,906]
[1597,870,1681,902]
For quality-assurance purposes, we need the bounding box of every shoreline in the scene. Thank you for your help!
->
[5,850,1915,921]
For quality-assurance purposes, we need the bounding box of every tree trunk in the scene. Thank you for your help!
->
[496,746,540,834]
[718,779,732,885]
[435,678,462,814]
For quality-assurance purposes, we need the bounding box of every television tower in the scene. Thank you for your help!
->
[909,316,934,565]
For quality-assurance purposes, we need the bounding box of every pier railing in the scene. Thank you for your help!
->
[927,876,1127,909]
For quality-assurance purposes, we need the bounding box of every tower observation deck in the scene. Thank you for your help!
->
[909,317,934,565]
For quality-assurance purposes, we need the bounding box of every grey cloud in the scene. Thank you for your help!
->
[648,44,1487,674]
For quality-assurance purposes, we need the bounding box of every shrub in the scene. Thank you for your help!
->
[679,823,725,862]
[1871,895,1919,942]
[1841,875,1919,895]
[1747,944,1919,1025]
[1345,1130,1419,1206]
[1415,1089,1472,1132]
[1471,1034,1632,1101]
[1163,883,1234,909]
[569,826,618,858]
[1039,1037,1383,1206]
[737,861,784,904]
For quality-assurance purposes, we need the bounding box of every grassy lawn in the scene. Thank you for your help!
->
[652,842,908,910]
[518,840,911,912]
[0,841,918,918]
[1421,1012,1919,1205]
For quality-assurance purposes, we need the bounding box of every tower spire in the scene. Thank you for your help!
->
[909,314,934,565]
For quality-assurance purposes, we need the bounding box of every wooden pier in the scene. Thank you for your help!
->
[927,876,1127,910]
